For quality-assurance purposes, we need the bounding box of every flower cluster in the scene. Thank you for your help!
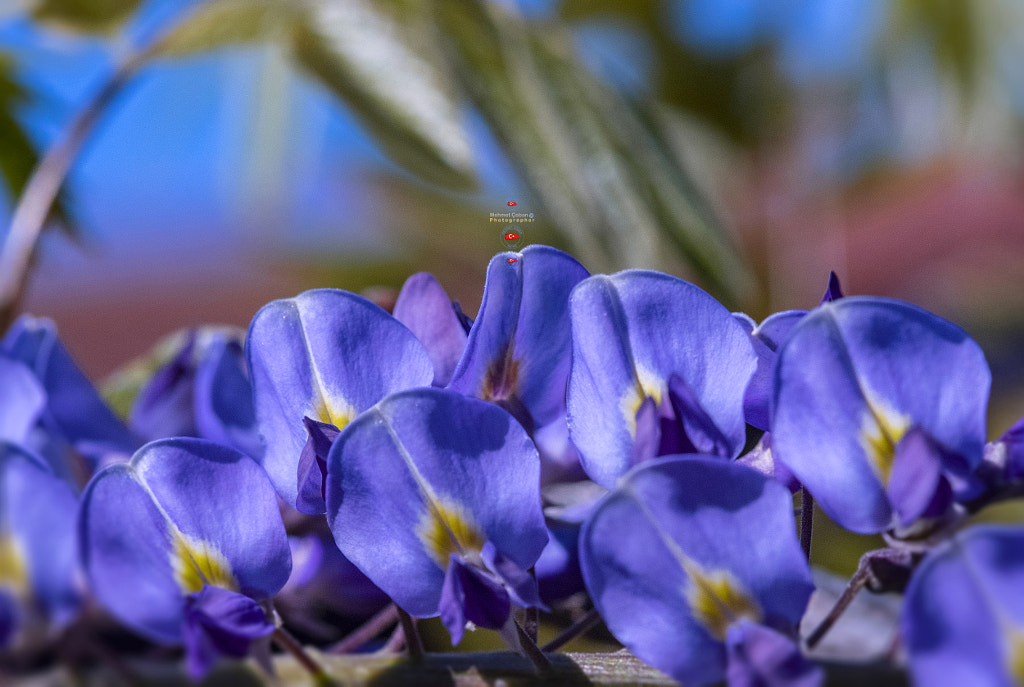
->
[2,244,1023,686]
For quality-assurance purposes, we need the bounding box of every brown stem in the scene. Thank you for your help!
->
[0,48,154,331]
[379,622,406,654]
[805,560,872,649]
[799,486,814,561]
[396,607,424,659]
[272,626,333,684]
[326,603,399,654]
[513,617,551,672]
[541,607,602,652]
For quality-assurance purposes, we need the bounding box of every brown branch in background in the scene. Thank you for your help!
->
[326,602,399,655]
[0,49,151,331]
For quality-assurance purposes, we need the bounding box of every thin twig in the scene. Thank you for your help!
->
[271,626,333,684]
[805,560,872,649]
[513,617,551,672]
[0,51,154,330]
[396,607,424,660]
[326,602,399,654]
[799,486,814,561]
[378,622,406,654]
[541,607,602,652]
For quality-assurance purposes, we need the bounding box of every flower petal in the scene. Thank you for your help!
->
[393,272,468,387]
[567,271,756,487]
[448,246,589,432]
[580,456,813,686]
[325,388,547,618]
[247,289,433,508]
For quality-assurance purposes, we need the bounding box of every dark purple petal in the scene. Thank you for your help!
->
[183,586,274,681]
[449,246,589,432]
[0,589,17,647]
[568,271,756,488]
[887,428,949,528]
[247,289,433,509]
[295,417,340,514]
[580,456,813,686]
[818,271,844,305]
[130,332,198,441]
[439,556,511,645]
[481,543,545,611]
[325,388,547,619]
[393,273,468,387]
[903,525,1024,686]
[725,619,823,687]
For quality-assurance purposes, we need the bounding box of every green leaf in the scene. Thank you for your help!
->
[30,0,143,33]
[434,0,750,304]
[152,0,305,58]
[288,0,476,190]
[0,52,74,237]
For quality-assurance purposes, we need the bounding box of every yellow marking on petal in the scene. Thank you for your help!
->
[621,364,664,437]
[685,566,763,640]
[0,533,28,595]
[1006,629,1024,685]
[858,393,910,486]
[313,395,355,431]
[171,531,238,595]
[418,498,487,568]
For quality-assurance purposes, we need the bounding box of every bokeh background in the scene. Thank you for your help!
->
[2,0,1024,433]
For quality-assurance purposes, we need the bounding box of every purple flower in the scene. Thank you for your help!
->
[393,272,469,387]
[448,246,589,443]
[246,289,433,513]
[79,438,291,679]
[567,271,757,487]
[2,315,137,475]
[130,328,260,458]
[580,456,817,686]
[903,525,1024,686]
[324,388,548,645]
[771,297,990,533]
[0,441,81,647]
[736,271,844,431]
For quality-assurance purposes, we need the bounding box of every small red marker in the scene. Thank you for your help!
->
[507,201,517,207]
[504,232,520,241]
[506,257,518,263]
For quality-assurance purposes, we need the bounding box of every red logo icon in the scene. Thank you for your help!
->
[506,257,518,263]
[504,232,520,242]
[507,201,517,207]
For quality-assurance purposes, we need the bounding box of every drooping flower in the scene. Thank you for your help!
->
[580,456,818,686]
[246,289,433,513]
[2,315,137,477]
[448,246,589,452]
[0,441,81,647]
[129,328,260,458]
[903,524,1024,686]
[324,387,548,645]
[771,296,990,534]
[79,438,291,679]
[567,270,757,488]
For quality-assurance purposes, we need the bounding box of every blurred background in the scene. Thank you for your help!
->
[2,0,1024,436]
